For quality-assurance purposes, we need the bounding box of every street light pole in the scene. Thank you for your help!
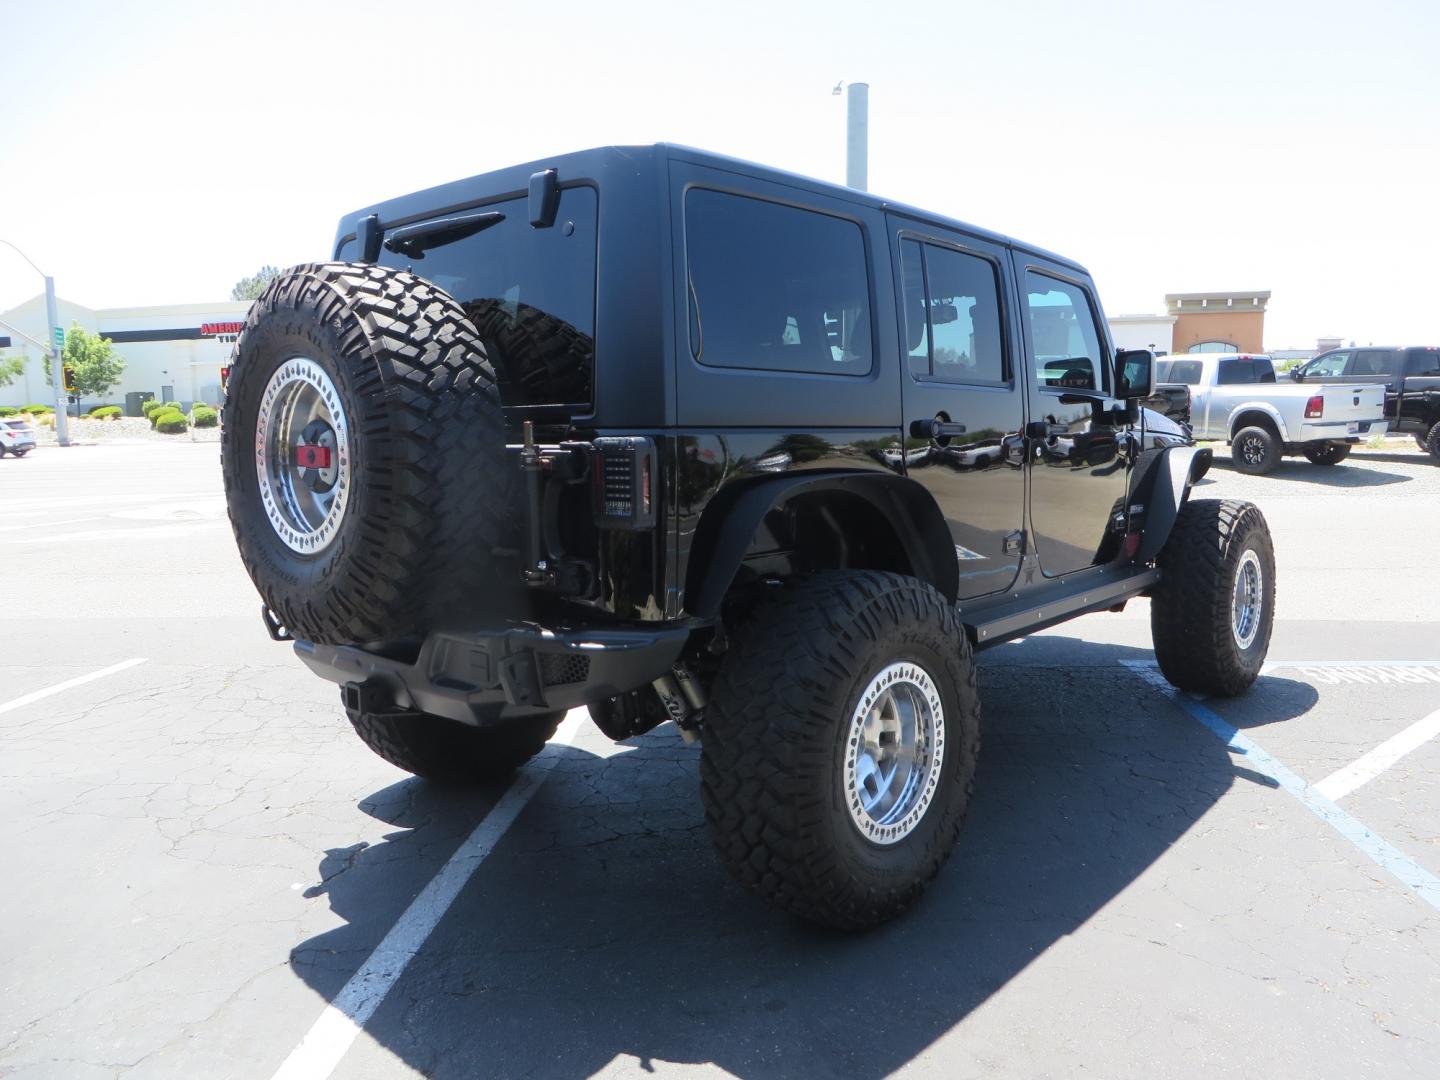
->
[44,276,71,447]
[846,82,869,191]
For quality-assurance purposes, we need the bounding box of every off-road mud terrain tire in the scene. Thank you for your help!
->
[465,299,593,406]
[221,262,510,645]
[1302,442,1351,466]
[1426,421,1440,462]
[347,704,562,784]
[1151,499,1275,697]
[700,571,981,930]
[1231,425,1280,475]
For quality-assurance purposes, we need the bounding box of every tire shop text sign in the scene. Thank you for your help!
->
[201,322,245,337]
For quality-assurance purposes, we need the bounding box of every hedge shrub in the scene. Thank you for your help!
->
[21,404,53,415]
[90,405,122,420]
[155,412,190,434]
[140,398,167,418]
[192,407,219,428]
[150,406,183,429]
[0,406,16,417]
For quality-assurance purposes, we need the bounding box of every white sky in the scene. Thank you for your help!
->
[1,0,1436,348]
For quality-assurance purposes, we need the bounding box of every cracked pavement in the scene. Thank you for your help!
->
[2,443,1438,1078]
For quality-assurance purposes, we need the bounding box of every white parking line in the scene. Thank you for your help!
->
[0,658,148,716]
[270,711,584,1080]
[1313,708,1440,802]
[0,516,102,533]
[1121,661,1440,913]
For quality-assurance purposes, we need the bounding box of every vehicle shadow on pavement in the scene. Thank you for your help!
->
[1348,451,1435,467]
[1211,458,1412,487]
[288,641,1319,1078]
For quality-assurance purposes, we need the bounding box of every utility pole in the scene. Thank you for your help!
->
[45,276,71,447]
[1,239,72,447]
[846,82,869,191]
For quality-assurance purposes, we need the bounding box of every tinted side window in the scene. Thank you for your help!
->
[375,186,598,407]
[1308,351,1349,377]
[1352,349,1397,377]
[1406,349,1440,375]
[687,189,871,376]
[1025,272,1106,392]
[1254,356,1276,383]
[902,240,1006,385]
[1156,359,1203,385]
[1216,358,1257,384]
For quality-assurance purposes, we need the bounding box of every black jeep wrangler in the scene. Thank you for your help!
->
[220,144,1275,929]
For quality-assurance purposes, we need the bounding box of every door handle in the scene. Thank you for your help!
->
[910,418,968,440]
[1025,420,1070,440]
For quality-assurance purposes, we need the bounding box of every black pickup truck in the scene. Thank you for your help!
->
[1290,346,1440,460]
[1142,380,1191,425]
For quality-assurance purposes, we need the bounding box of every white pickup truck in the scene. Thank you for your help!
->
[1155,353,1386,474]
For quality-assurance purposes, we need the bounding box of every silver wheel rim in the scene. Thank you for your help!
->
[843,661,945,846]
[1231,548,1263,650]
[254,357,351,554]
[1240,435,1266,466]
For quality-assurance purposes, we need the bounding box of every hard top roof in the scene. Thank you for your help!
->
[339,143,1088,274]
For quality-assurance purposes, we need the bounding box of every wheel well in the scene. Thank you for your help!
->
[683,474,957,619]
[765,491,917,578]
[1229,410,1280,441]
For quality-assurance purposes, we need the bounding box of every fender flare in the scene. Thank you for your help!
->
[1226,401,1290,442]
[1136,446,1212,563]
[684,471,958,619]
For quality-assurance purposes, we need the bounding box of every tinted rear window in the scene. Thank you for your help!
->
[375,186,598,408]
[1216,356,1276,384]
[1156,359,1203,385]
[686,189,872,377]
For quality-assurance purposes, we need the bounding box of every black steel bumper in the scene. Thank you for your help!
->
[294,623,689,727]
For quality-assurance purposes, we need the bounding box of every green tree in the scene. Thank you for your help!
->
[230,265,280,301]
[44,324,127,411]
[0,354,24,388]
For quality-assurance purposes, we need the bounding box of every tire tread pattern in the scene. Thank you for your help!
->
[221,262,509,645]
[699,571,980,930]
[1151,498,1275,697]
[347,705,561,784]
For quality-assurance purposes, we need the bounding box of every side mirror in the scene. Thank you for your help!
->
[1114,349,1155,400]
[1289,367,1305,382]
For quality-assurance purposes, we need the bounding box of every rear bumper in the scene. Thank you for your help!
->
[1295,419,1385,442]
[2,439,35,450]
[294,622,689,727]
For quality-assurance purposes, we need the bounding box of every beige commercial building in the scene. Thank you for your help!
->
[1165,291,1270,354]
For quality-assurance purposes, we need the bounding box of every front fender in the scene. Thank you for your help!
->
[1135,446,1212,563]
[684,470,958,618]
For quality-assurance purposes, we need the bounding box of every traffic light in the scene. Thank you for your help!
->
[220,366,231,395]
[62,364,77,393]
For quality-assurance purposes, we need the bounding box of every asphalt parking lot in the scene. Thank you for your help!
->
[3,441,1438,1079]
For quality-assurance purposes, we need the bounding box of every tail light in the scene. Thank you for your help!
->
[1305,394,1324,419]
[592,437,656,529]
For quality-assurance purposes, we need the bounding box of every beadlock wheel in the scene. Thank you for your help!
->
[255,357,351,554]
[1231,548,1264,650]
[843,661,945,845]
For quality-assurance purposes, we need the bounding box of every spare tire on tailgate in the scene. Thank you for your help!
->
[220,262,510,646]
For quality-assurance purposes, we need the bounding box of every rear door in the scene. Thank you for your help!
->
[890,221,1026,600]
[1018,259,1129,578]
